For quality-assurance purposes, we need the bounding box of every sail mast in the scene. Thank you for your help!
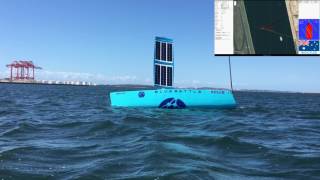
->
[228,56,234,91]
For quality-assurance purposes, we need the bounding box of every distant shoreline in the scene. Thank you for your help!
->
[0,81,94,87]
[0,82,318,94]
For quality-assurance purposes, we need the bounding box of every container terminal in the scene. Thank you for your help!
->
[0,60,96,86]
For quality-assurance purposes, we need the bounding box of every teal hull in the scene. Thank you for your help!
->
[110,89,236,108]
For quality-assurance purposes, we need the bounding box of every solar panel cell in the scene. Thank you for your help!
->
[156,41,160,60]
[167,44,172,62]
[155,65,160,85]
[161,66,167,85]
[161,43,167,61]
[167,67,172,86]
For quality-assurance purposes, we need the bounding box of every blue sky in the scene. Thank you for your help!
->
[0,0,319,93]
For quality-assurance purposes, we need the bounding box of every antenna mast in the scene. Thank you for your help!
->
[228,56,234,91]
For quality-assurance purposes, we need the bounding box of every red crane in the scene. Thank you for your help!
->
[6,60,42,81]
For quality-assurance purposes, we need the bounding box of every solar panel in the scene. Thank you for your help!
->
[154,37,174,87]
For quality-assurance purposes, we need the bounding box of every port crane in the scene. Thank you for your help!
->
[6,61,42,81]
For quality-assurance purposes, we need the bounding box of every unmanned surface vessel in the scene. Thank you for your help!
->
[110,37,236,108]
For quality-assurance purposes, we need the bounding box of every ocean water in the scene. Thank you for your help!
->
[0,84,319,180]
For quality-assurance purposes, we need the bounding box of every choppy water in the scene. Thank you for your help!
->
[0,84,319,180]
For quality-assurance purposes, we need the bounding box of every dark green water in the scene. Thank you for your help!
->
[0,84,319,179]
[244,0,296,55]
